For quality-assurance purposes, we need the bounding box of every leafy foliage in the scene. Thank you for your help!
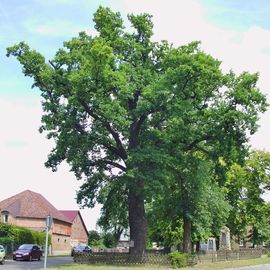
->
[88,230,102,247]
[147,156,231,250]
[169,251,189,268]
[226,150,270,246]
[0,223,50,249]
[97,180,128,243]
[102,232,117,248]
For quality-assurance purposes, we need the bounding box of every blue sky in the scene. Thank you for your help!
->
[0,0,111,97]
[200,0,270,30]
[2,0,270,97]
[1,0,270,230]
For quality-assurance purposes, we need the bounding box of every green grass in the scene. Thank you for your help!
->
[184,257,270,269]
[47,257,270,270]
[49,266,170,270]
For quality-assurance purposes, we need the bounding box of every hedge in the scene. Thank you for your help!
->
[0,223,50,252]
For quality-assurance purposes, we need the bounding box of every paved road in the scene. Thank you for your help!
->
[3,256,74,270]
[228,264,270,270]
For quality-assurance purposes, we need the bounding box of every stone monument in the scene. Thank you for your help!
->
[219,226,231,250]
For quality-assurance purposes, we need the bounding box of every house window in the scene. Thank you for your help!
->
[239,240,244,247]
[4,215,8,223]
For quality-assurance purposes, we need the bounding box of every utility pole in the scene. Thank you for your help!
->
[44,214,52,270]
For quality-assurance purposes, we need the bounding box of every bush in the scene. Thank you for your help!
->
[88,230,101,246]
[267,251,270,257]
[0,223,50,252]
[91,239,104,247]
[102,232,116,248]
[169,251,189,268]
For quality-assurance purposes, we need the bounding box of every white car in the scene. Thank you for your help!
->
[0,245,5,265]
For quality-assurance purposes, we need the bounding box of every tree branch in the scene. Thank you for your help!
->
[73,121,126,160]
[89,159,126,172]
[184,135,213,152]
[78,98,127,160]
[104,159,126,171]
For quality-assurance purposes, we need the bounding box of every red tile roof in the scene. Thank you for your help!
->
[59,210,79,222]
[0,190,71,224]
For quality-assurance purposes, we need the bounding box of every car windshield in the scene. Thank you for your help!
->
[18,244,33,250]
[76,245,87,250]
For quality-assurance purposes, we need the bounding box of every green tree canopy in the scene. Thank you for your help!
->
[88,230,101,246]
[226,150,270,246]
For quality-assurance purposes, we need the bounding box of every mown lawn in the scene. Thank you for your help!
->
[48,257,270,270]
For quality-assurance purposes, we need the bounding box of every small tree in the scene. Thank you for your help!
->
[102,232,117,248]
[226,150,270,246]
[88,230,101,246]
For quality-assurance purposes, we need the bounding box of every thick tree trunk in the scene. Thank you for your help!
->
[183,216,192,254]
[196,241,200,252]
[128,179,147,255]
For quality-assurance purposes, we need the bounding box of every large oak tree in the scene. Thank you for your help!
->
[7,6,267,254]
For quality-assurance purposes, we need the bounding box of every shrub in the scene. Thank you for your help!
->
[169,251,189,268]
[0,222,50,251]
[102,232,116,248]
[0,223,14,238]
[267,251,270,257]
[91,239,104,247]
[88,230,101,246]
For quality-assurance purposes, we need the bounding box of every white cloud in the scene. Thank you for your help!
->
[23,19,96,38]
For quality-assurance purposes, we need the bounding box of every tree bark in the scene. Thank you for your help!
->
[128,179,147,255]
[196,241,200,252]
[183,216,192,254]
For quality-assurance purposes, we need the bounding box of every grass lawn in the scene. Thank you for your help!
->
[48,257,270,270]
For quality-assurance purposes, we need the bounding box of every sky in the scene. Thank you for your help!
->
[1,0,270,231]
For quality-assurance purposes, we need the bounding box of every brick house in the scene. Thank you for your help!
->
[0,190,88,254]
[60,210,89,247]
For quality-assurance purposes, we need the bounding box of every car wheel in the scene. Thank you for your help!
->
[13,257,16,261]
[1,258,5,265]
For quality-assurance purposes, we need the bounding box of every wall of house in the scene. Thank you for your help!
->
[50,220,72,254]
[9,217,47,230]
[51,233,71,255]
[52,220,72,236]
[70,214,88,246]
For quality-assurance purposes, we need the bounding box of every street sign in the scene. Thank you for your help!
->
[46,215,53,230]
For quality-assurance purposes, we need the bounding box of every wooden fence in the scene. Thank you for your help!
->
[74,248,263,266]
[74,253,171,266]
[196,248,263,263]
